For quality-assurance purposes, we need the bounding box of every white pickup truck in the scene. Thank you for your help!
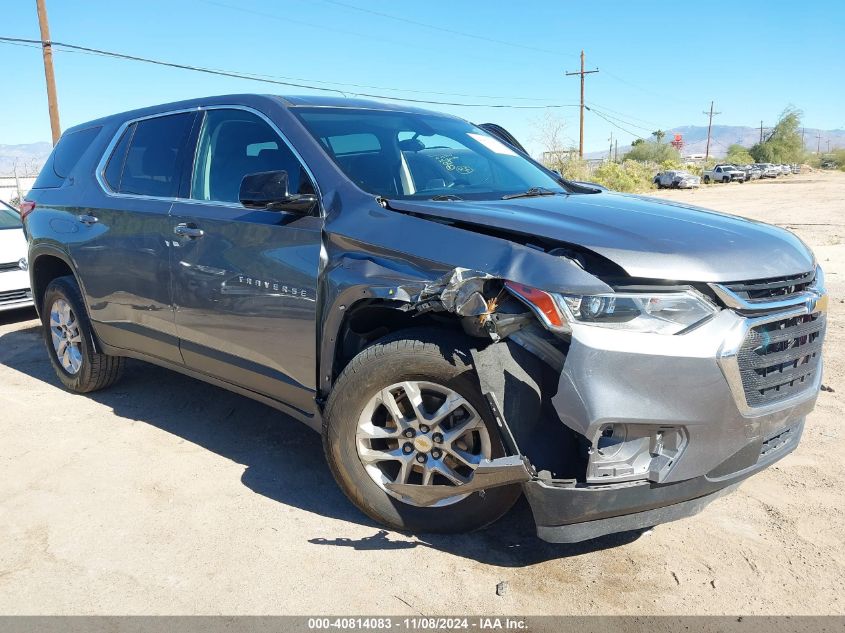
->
[702,164,746,184]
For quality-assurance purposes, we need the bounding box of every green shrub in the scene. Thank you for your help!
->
[592,160,655,192]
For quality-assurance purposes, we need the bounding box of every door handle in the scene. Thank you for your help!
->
[174,223,204,239]
[77,214,98,226]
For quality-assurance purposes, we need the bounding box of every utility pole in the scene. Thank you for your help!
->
[816,133,822,155]
[608,132,613,162]
[614,139,618,162]
[703,101,720,160]
[760,121,764,144]
[566,50,599,158]
[36,0,61,145]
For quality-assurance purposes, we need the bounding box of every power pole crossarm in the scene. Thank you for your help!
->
[566,50,599,159]
[36,0,61,145]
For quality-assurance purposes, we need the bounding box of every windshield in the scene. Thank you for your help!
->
[0,202,22,229]
[294,108,566,200]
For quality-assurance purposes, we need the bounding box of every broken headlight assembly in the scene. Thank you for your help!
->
[506,283,717,335]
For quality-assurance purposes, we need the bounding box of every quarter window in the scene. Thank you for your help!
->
[191,109,313,204]
[105,113,195,197]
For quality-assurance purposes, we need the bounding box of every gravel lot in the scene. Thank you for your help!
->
[1,170,843,616]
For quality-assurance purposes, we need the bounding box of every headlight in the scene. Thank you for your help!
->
[558,291,717,334]
[506,283,717,335]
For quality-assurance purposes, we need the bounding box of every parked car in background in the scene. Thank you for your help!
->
[0,200,34,312]
[739,164,762,180]
[703,164,745,183]
[779,164,792,176]
[754,163,780,178]
[653,170,701,189]
[791,163,801,174]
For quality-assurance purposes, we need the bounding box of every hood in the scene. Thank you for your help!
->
[386,192,814,283]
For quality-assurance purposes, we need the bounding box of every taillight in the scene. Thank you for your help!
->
[504,281,568,331]
[19,200,36,221]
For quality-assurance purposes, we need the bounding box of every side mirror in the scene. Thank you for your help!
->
[239,170,317,214]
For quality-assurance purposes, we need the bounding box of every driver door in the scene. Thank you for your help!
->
[169,107,322,415]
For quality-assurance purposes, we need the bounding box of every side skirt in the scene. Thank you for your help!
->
[97,340,322,432]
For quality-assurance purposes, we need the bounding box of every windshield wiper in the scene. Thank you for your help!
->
[429,194,464,201]
[501,187,560,200]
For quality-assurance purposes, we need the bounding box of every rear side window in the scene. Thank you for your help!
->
[105,113,195,197]
[103,125,134,191]
[32,125,102,189]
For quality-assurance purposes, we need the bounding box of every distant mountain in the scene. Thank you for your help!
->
[0,142,52,176]
[586,125,845,159]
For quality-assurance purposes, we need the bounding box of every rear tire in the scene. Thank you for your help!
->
[323,329,521,533]
[703,176,710,184]
[41,276,125,393]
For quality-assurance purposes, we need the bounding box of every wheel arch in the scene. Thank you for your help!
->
[30,247,76,317]
[321,296,466,398]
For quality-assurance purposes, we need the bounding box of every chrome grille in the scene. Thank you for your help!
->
[0,289,31,304]
[724,270,815,303]
[738,312,825,407]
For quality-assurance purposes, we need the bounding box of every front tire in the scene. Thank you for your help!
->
[41,276,124,393]
[322,330,521,533]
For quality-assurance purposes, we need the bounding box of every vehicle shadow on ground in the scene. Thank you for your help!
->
[0,327,643,567]
[0,306,38,326]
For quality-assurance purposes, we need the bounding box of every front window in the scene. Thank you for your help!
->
[0,201,21,229]
[294,108,566,200]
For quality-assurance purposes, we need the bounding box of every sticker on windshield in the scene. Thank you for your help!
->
[467,133,517,156]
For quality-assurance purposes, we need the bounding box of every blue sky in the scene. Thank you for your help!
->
[1,0,843,155]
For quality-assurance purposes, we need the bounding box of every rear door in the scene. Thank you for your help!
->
[72,111,197,363]
[169,107,322,415]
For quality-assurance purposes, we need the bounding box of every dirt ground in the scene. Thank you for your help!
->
[0,170,843,616]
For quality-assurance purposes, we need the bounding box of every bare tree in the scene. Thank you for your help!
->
[531,113,575,171]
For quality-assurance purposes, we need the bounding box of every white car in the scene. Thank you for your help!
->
[0,201,33,312]
[754,163,780,178]
[653,170,701,189]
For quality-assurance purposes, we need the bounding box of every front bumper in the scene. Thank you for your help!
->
[528,303,822,542]
[0,270,34,312]
[526,419,802,542]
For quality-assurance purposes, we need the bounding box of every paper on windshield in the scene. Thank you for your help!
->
[467,133,518,156]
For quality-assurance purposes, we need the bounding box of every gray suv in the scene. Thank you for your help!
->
[23,94,827,543]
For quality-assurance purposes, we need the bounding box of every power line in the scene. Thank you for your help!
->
[584,104,655,134]
[0,36,579,110]
[585,101,663,129]
[203,0,549,73]
[586,107,645,140]
[313,0,563,56]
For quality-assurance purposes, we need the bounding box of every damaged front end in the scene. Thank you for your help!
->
[320,190,824,543]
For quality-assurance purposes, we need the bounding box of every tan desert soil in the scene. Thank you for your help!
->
[0,170,842,615]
